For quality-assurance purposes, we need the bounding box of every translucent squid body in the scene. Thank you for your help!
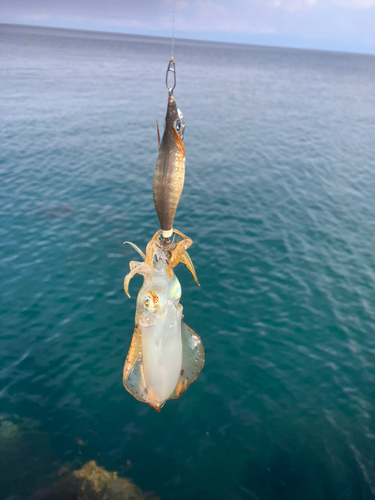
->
[123,230,204,411]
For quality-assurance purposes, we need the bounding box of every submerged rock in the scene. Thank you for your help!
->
[33,460,159,500]
[0,420,19,441]
[0,413,39,449]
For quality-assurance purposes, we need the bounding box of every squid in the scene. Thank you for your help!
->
[123,58,204,411]
[123,230,204,411]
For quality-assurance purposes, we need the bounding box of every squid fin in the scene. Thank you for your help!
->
[181,251,200,286]
[170,321,204,400]
[172,127,185,159]
[123,241,146,261]
[156,120,161,150]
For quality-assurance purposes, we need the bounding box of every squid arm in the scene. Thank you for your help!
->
[165,238,193,279]
[145,230,162,266]
[181,251,200,286]
[123,241,146,261]
[124,263,153,298]
[125,232,198,285]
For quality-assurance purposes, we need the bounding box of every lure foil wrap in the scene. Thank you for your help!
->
[153,95,186,234]
[123,231,204,411]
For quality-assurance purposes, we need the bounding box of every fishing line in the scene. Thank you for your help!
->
[171,0,175,58]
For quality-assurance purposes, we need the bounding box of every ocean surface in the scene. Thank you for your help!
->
[1,23,375,500]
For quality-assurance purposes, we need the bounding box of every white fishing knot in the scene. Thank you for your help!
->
[162,228,173,238]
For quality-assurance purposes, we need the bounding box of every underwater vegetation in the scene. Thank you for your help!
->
[32,460,159,500]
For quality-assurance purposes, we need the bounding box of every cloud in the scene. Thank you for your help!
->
[0,0,275,35]
[271,0,375,8]
[0,0,373,52]
[333,0,375,7]
[286,0,316,12]
[272,0,316,11]
[170,1,277,33]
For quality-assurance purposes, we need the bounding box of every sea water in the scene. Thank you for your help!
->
[1,23,375,500]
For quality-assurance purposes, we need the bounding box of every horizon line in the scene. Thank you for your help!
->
[2,22,374,58]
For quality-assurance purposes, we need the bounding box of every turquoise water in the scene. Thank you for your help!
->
[1,23,375,500]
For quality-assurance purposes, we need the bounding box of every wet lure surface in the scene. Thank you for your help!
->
[123,59,204,410]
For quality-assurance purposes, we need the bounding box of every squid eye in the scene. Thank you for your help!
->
[144,292,159,313]
[144,291,166,313]
[175,119,181,131]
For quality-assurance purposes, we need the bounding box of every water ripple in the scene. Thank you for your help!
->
[1,23,375,500]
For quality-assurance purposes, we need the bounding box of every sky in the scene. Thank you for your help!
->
[1,0,374,54]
